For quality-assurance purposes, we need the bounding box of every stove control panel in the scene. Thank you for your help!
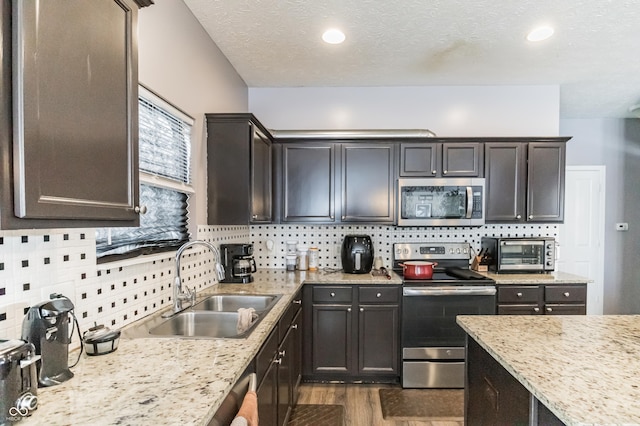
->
[394,242,471,261]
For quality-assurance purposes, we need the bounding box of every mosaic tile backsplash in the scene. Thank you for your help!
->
[0,222,557,345]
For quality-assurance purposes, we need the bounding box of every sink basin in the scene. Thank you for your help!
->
[192,294,280,312]
[148,311,259,338]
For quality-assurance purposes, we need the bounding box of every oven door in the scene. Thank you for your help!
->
[401,286,496,388]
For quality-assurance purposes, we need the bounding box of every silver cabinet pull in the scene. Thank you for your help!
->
[443,170,448,175]
[529,215,534,219]
[516,292,523,298]
[376,293,382,298]
[546,307,553,313]
[291,324,298,330]
[330,292,335,297]
[563,292,570,297]
[278,350,286,357]
[274,358,282,365]
[347,308,351,312]
[533,307,540,312]
[360,307,364,312]
[134,205,147,214]
[431,170,437,175]
[516,214,522,219]
[293,299,302,305]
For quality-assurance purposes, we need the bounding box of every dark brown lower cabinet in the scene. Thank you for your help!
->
[256,292,302,426]
[302,285,400,383]
[497,284,586,315]
[466,337,564,425]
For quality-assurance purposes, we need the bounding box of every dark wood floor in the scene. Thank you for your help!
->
[296,383,464,426]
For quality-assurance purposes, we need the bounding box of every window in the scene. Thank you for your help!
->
[96,86,194,261]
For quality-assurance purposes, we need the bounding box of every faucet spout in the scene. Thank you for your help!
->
[164,240,226,317]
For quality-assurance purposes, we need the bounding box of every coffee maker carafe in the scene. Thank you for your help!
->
[22,295,76,387]
[220,243,256,283]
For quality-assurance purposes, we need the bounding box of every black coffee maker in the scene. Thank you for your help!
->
[220,243,256,283]
[22,295,77,387]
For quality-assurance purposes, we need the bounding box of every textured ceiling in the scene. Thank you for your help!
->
[183,0,640,118]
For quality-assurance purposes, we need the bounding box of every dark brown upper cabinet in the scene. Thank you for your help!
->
[341,143,396,223]
[275,140,396,224]
[400,141,483,177]
[278,143,336,223]
[484,138,569,223]
[206,114,273,225]
[1,0,142,229]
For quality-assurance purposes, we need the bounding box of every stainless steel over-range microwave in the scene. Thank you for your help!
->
[396,178,485,227]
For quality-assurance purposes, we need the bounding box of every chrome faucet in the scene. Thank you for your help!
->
[163,240,226,317]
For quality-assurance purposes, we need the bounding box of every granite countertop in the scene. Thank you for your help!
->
[457,315,640,426]
[23,268,399,426]
[479,270,591,284]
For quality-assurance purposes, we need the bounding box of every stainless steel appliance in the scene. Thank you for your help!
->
[393,242,496,388]
[21,295,78,387]
[397,178,485,226]
[0,340,39,423]
[481,237,556,273]
[341,235,374,274]
[220,243,257,283]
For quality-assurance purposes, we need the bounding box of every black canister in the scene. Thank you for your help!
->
[341,235,374,274]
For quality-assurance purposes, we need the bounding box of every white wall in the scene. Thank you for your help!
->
[561,118,640,314]
[138,1,248,226]
[249,86,560,136]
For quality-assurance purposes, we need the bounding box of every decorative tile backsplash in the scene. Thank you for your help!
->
[1,222,556,345]
[250,223,559,269]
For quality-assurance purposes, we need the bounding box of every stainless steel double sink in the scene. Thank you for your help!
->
[125,294,281,339]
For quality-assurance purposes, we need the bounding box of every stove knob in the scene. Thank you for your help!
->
[456,248,461,254]
[449,248,454,254]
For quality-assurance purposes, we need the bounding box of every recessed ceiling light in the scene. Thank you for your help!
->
[527,26,554,42]
[322,28,345,44]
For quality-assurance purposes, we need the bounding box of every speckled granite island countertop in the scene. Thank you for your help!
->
[21,269,398,426]
[457,315,640,425]
[479,270,591,284]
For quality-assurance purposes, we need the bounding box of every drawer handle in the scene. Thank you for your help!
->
[516,292,523,298]
[516,214,522,219]
[330,292,335,297]
[376,293,382,298]
[293,299,302,305]
[291,324,298,330]
[347,308,351,312]
[533,307,540,312]
[432,170,437,175]
[273,358,282,365]
[546,307,553,313]
[278,350,286,357]
[360,307,364,312]
[563,292,570,297]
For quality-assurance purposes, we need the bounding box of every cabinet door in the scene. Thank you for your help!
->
[251,126,272,222]
[311,304,353,375]
[277,330,293,426]
[289,309,303,405]
[358,304,399,375]
[442,143,483,177]
[484,143,527,222]
[341,143,395,222]
[281,143,335,222]
[7,0,139,225]
[527,142,566,222]
[257,361,278,426]
[399,143,438,176]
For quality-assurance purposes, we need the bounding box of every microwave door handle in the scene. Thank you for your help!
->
[466,186,473,218]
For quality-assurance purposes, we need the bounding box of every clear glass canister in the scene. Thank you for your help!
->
[297,245,309,270]
[308,247,319,271]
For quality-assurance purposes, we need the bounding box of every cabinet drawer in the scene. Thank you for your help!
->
[545,285,586,303]
[498,286,540,303]
[497,304,542,315]
[544,304,586,315]
[313,286,352,303]
[358,286,399,303]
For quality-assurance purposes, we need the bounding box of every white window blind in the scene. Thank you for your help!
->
[96,86,194,260]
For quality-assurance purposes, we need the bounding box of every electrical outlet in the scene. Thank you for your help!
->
[615,223,629,231]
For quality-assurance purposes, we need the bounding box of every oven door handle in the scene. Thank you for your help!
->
[403,286,496,296]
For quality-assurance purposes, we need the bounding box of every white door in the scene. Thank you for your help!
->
[557,166,605,314]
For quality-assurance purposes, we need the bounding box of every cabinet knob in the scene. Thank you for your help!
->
[347,308,351,312]
[252,214,258,219]
[330,292,336,297]
[330,215,335,220]
[431,170,437,175]
[516,292,523,298]
[563,292,570,297]
[443,170,448,175]
[293,299,302,305]
[278,350,286,357]
[134,205,147,214]
[529,215,534,219]
[533,307,540,312]
[341,215,346,220]
[516,214,522,219]
[291,324,298,330]
[376,293,382,298]
[546,307,553,313]
[273,358,282,365]
[360,307,364,312]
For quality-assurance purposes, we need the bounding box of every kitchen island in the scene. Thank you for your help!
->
[457,314,640,425]
[20,269,399,426]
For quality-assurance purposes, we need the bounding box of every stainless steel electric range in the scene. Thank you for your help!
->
[392,242,496,389]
